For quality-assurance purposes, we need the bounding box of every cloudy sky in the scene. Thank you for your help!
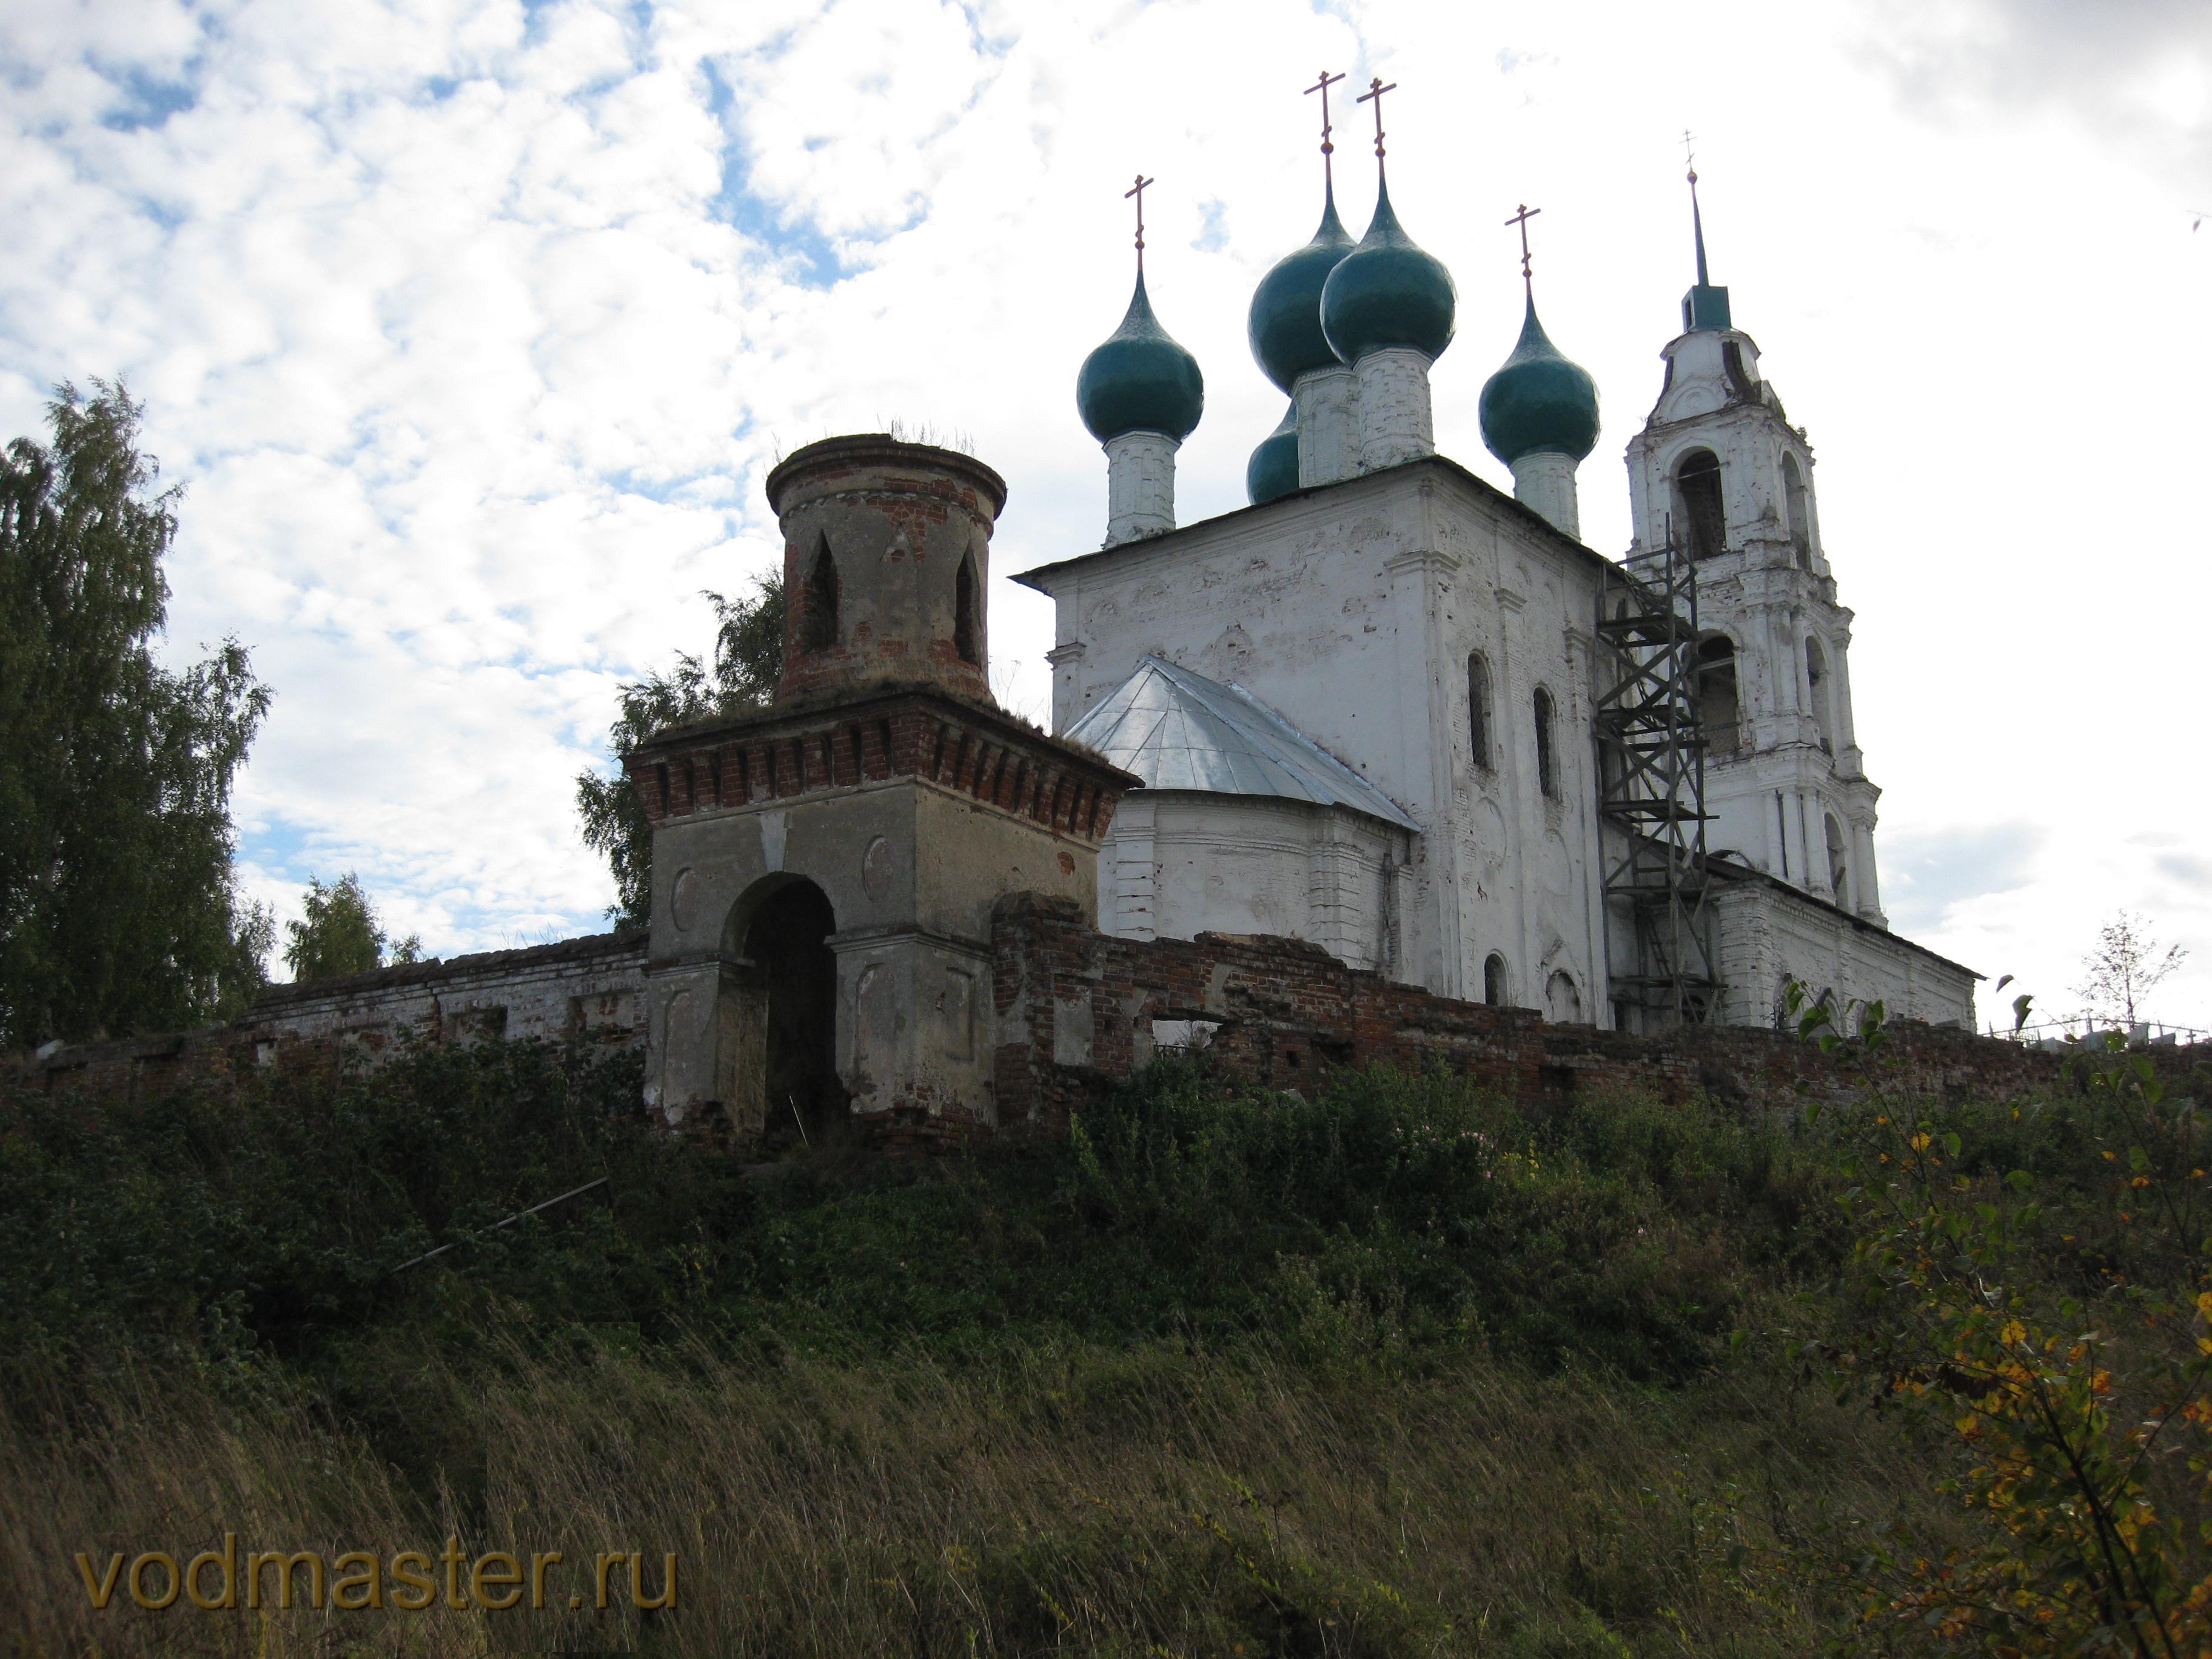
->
[5,0,2208,1029]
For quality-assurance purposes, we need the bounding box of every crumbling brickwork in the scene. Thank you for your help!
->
[987,893,2184,1137]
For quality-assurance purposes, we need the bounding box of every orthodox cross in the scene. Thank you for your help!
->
[1505,202,1542,295]
[1125,173,1155,271]
[1681,127,1697,186]
[1358,76,1396,169]
[1304,69,1345,189]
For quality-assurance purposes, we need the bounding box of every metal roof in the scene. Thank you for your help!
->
[1064,655,1419,832]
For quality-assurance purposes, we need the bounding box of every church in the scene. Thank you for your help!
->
[1025,82,1975,1037]
[80,82,1982,1141]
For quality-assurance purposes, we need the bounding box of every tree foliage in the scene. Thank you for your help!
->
[2077,911,2191,1030]
[0,381,271,1047]
[282,871,421,984]
[576,576,783,926]
[1787,986,2212,1658]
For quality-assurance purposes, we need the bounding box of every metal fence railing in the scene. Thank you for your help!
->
[1985,1018,2209,1051]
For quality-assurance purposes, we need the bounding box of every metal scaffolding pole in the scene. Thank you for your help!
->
[1595,540,1720,1028]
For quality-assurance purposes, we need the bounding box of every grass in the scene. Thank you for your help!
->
[0,1035,2202,1655]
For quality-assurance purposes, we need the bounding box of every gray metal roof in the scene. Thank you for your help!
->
[1064,655,1419,831]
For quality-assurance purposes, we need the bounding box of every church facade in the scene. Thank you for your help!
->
[1026,120,1974,1035]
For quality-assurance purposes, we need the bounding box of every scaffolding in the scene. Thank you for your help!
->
[1595,540,1720,1028]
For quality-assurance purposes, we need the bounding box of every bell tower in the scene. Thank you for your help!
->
[1621,167,1885,924]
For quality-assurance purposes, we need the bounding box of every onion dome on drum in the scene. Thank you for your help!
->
[1076,272,1204,443]
[1318,179,1456,366]
[1245,401,1300,504]
[1478,297,1600,465]
[1247,187,1355,393]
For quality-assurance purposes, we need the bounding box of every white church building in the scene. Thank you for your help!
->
[1022,111,1976,1034]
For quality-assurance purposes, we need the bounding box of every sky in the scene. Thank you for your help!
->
[3,0,2208,1031]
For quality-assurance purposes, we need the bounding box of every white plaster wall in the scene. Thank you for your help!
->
[1104,792,1407,974]
[1711,877,1976,1029]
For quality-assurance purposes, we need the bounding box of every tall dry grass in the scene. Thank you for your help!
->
[5,1332,1952,1658]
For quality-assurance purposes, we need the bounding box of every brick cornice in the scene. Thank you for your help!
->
[624,687,1138,843]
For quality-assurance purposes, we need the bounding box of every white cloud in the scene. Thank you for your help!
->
[2,0,2205,1022]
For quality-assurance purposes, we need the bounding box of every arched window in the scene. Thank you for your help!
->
[1782,454,1812,571]
[800,534,840,652]
[1533,686,1558,799]
[1466,652,1493,771]
[1675,449,1726,561]
[953,554,981,666]
[1483,953,1509,1006]
[1695,635,1740,757]
[1825,813,1849,908]
[1805,637,1834,754]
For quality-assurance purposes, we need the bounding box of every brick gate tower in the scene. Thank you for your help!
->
[628,435,1135,1148]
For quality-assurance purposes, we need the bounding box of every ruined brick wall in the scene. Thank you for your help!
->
[13,931,645,1099]
[988,894,2179,1134]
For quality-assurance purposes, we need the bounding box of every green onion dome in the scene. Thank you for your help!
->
[1319,179,1456,365]
[1478,297,1600,465]
[1077,272,1204,443]
[1246,401,1300,504]
[1247,188,1355,393]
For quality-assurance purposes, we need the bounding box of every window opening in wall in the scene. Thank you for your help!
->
[1695,635,1740,758]
[1675,449,1726,561]
[1805,637,1834,754]
[1533,687,1557,798]
[1467,652,1493,770]
[1483,953,1509,1006]
[801,534,840,652]
[1825,813,1849,908]
[954,553,981,666]
[1782,454,1812,571]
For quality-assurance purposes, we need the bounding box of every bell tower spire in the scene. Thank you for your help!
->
[1680,134,1732,333]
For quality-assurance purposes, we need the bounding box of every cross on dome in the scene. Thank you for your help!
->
[1304,69,1345,189]
[1125,173,1155,271]
[1506,203,1542,295]
[1357,76,1396,169]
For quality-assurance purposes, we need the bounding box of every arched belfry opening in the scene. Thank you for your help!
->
[954,552,981,667]
[727,879,848,1152]
[800,534,840,653]
[1824,813,1850,909]
[1782,454,1812,571]
[1675,448,1726,561]
[1805,637,1835,754]
[1695,635,1740,757]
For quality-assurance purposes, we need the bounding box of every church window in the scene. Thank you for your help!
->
[1675,449,1726,561]
[1533,686,1558,799]
[1783,454,1812,571]
[1805,637,1835,754]
[1825,813,1850,907]
[954,554,981,666]
[800,534,840,653]
[1696,635,1740,758]
[1467,652,1493,771]
[1484,953,1509,1006]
